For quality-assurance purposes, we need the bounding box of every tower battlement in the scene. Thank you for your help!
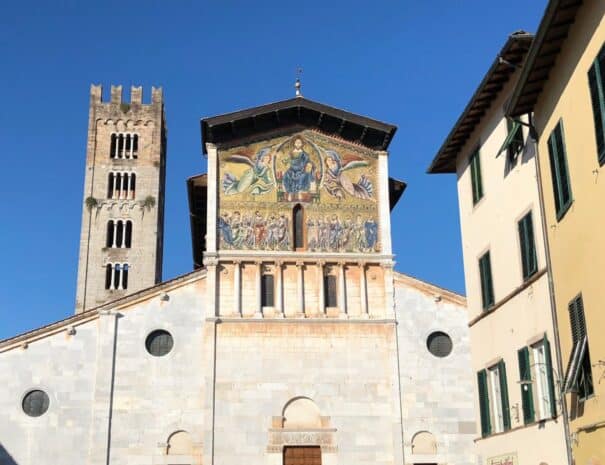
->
[90,84,163,106]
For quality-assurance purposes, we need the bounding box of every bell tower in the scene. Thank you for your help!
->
[75,84,167,313]
[194,95,404,320]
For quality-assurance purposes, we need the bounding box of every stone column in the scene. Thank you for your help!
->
[205,257,218,317]
[383,261,395,319]
[296,261,305,317]
[255,261,263,318]
[206,143,218,253]
[233,260,241,317]
[275,261,284,318]
[338,261,347,318]
[318,261,326,316]
[359,261,369,318]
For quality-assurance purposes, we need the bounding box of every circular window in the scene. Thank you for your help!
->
[22,390,50,417]
[145,330,174,357]
[427,331,453,358]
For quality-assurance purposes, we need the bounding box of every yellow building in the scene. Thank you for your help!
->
[508,1,605,463]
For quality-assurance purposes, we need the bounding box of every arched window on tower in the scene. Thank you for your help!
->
[132,134,139,158]
[107,172,114,198]
[130,173,136,199]
[116,220,124,247]
[125,221,132,248]
[105,264,112,290]
[122,264,129,289]
[117,134,125,158]
[110,134,117,158]
[106,220,114,248]
[293,204,304,250]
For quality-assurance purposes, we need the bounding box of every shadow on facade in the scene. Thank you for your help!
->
[0,443,18,465]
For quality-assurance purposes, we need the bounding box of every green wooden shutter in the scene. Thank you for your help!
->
[517,347,535,424]
[547,122,573,219]
[518,212,537,280]
[543,335,558,418]
[588,45,605,163]
[498,360,511,431]
[479,252,495,309]
[470,150,483,204]
[477,370,491,437]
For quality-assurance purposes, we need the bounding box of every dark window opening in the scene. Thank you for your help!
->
[22,390,50,417]
[116,220,124,247]
[470,149,483,204]
[588,44,605,164]
[145,329,174,357]
[106,220,114,247]
[294,204,304,250]
[113,264,121,289]
[130,173,136,198]
[132,134,139,157]
[324,274,337,308]
[125,221,132,248]
[110,134,117,158]
[105,264,112,290]
[107,173,114,198]
[118,134,125,158]
[122,264,129,290]
[261,274,274,307]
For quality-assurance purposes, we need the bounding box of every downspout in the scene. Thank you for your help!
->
[528,113,573,465]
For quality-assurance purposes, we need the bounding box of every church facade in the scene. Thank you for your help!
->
[0,87,476,465]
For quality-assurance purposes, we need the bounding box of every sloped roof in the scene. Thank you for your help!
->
[428,31,534,173]
[201,97,397,153]
[507,0,584,117]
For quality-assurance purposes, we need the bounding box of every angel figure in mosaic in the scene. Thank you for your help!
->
[222,148,275,195]
[323,150,374,200]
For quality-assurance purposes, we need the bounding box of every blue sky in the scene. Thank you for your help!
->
[0,1,546,339]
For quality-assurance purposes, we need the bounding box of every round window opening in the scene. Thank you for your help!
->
[22,390,50,417]
[145,330,174,357]
[427,331,453,358]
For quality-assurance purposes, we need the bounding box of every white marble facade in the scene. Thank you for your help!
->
[0,268,474,465]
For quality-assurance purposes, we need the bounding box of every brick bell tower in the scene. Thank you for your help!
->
[75,84,167,313]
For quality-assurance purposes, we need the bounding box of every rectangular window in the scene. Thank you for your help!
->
[479,251,495,310]
[488,361,511,433]
[588,43,605,164]
[547,121,572,219]
[564,294,594,401]
[518,211,537,280]
[261,274,274,307]
[324,275,337,308]
[518,336,557,423]
[469,149,483,205]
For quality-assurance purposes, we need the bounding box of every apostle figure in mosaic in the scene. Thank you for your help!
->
[222,148,275,195]
[282,137,315,193]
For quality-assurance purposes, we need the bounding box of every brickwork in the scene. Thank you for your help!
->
[75,84,166,313]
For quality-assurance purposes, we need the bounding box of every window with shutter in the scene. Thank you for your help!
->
[518,212,537,280]
[477,370,491,437]
[479,251,495,310]
[469,149,483,204]
[497,360,511,431]
[564,294,594,400]
[588,43,605,164]
[518,347,535,424]
[547,121,573,219]
[262,274,275,307]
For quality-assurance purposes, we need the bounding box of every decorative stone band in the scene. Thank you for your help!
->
[267,428,338,454]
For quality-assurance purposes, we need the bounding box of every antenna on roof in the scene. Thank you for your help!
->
[295,67,303,97]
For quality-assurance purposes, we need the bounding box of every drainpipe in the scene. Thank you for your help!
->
[528,112,573,465]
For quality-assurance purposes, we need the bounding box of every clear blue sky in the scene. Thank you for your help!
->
[0,0,546,339]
